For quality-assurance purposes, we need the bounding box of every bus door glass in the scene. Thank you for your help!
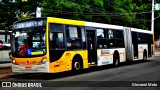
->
[86,30,97,65]
[132,32,138,59]
[49,24,65,63]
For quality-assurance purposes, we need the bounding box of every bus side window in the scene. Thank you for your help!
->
[108,29,114,39]
[97,29,107,49]
[66,26,82,50]
[138,33,143,43]
[49,23,65,50]
[50,32,64,49]
[107,29,116,48]
[81,27,86,49]
[115,30,124,48]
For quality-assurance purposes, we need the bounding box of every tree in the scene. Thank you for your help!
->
[132,0,151,29]
[41,0,108,23]
[0,0,159,40]
[0,0,41,30]
[42,0,82,20]
[89,0,108,23]
[0,0,17,30]
[103,0,135,26]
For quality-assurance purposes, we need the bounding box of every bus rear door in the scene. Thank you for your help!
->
[86,28,97,65]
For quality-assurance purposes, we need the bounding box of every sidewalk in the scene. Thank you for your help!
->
[154,52,160,56]
[154,48,160,56]
[0,63,12,80]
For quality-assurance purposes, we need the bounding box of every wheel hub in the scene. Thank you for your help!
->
[74,62,80,70]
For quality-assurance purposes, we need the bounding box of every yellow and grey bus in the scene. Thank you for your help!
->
[11,17,153,73]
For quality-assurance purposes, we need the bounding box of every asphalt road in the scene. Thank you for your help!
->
[1,56,160,90]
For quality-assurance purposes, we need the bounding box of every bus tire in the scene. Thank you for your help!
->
[72,56,83,71]
[143,50,147,60]
[113,52,120,67]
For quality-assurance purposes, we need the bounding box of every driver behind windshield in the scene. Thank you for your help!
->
[19,39,31,56]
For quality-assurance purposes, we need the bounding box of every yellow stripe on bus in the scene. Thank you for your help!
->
[47,17,85,26]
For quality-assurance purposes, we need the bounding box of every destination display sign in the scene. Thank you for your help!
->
[14,19,46,29]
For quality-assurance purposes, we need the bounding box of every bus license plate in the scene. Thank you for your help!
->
[25,66,32,70]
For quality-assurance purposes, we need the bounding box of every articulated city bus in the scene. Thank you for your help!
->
[10,17,153,73]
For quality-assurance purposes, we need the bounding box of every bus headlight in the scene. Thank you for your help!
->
[12,60,18,65]
[13,60,16,63]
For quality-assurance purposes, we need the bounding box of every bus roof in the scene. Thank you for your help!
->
[85,21,124,30]
[14,17,46,24]
[13,17,152,34]
[131,28,152,34]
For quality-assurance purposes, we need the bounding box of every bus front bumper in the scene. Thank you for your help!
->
[11,62,50,73]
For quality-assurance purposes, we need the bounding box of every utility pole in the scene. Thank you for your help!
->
[36,7,42,17]
[151,0,155,52]
[151,0,154,33]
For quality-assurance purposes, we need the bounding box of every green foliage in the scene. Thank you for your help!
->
[18,15,33,21]
[103,0,135,26]
[0,0,41,30]
[0,0,17,30]
[42,0,86,20]
[132,0,151,29]
[0,0,160,39]
[41,0,107,23]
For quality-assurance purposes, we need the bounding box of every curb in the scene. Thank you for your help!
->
[154,52,160,56]
[0,73,14,79]
[0,63,11,69]
[0,73,27,80]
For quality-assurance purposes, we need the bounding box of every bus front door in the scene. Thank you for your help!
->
[86,30,97,65]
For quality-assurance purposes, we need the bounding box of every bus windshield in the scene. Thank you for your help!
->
[12,28,46,57]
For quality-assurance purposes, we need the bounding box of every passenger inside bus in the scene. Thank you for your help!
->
[19,39,31,56]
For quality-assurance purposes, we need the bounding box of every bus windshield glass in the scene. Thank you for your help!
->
[12,28,46,57]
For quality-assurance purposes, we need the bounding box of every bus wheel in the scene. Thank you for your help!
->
[72,57,82,71]
[113,55,119,67]
[143,51,147,60]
